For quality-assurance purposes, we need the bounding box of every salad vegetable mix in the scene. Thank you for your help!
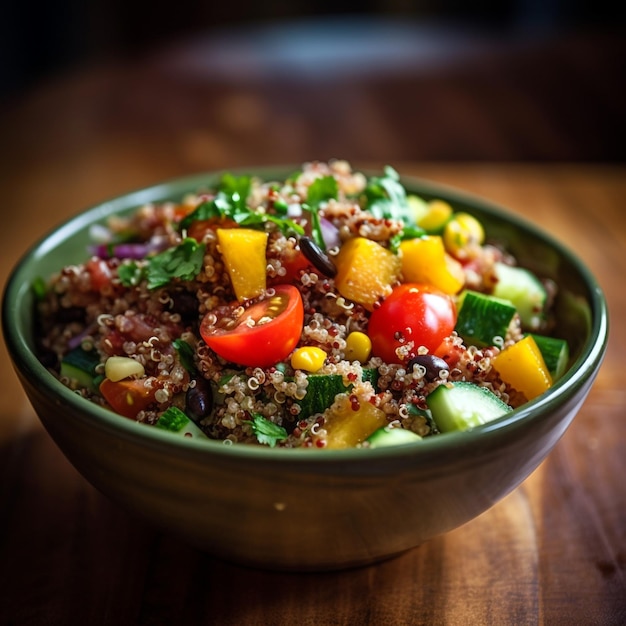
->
[35,161,569,449]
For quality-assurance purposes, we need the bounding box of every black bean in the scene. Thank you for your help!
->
[407,354,450,382]
[55,306,86,324]
[171,290,199,322]
[299,236,337,278]
[186,377,213,422]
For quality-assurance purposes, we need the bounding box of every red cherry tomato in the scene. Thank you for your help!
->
[368,283,456,364]
[86,258,113,292]
[200,284,304,367]
[99,378,157,419]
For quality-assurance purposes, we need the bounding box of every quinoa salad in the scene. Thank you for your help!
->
[34,160,569,449]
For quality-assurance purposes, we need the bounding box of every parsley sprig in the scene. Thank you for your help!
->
[245,413,288,448]
[302,175,338,250]
[363,165,426,252]
[118,238,206,290]
[179,173,303,237]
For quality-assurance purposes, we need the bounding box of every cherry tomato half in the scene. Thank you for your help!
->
[99,378,157,419]
[368,283,456,364]
[200,284,304,367]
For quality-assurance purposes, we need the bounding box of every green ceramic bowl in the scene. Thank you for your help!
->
[2,169,608,571]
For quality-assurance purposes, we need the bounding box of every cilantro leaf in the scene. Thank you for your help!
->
[179,173,303,237]
[306,175,338,207]
[364,165,414,224]
[118,261,145,287]
[173,338,197,374]
[146,238,206,290]
[245,413,288,447]
[304,175,338,250]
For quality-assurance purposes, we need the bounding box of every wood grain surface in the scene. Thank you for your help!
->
[1,24,624,625]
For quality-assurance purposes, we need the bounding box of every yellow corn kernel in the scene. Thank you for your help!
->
[345,332,372,363]
[417,200,453,233]
[443,212,485,260]
[491,335,552,401]
[291,347,327,372]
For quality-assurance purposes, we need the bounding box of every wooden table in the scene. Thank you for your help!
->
[1,23,625,624]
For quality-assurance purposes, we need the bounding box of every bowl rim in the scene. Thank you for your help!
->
[2,167,610,463]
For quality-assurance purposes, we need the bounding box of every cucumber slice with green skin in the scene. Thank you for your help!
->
[492,262,547,330]
[60,346,101,390]
[426,381,512,433]
[155,407,207,438]
[366,426,422,448]
[455,290,517,347]
[526,334,570,380]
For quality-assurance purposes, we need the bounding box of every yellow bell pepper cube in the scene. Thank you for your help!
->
[491,335,552,401]
[334,237,402,311]
[217,228,269,301]
[324,400,388,449]
[399,235,465,294]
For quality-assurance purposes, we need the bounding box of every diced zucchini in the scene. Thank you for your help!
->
[60,346,101,390]
[297,374,348,418]
[455,290,517,347]
[366,426,422,448]
[297,369,379,419]
[426,381,512,433]
[525,334,570,381]
[155,407,207,438]
[492,262,547,330]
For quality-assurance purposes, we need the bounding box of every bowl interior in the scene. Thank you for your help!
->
[2,168,609,458]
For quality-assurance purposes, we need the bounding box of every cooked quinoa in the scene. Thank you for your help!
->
[35,160,558,449]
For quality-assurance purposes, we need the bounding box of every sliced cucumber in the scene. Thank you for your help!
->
[155,407,207,438]
[366,426,422,448]
[60,346,101,390]
[492,262,547,330]
[426,381,512,433]
[526,334,570,380]
[455,290,517,347]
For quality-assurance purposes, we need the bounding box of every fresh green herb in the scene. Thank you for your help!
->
[173,338,197,374]
[303,175,338,250]
[146,238,206,290]
[245,413,288,447]
[363,165,414,224]
[31,276,48,301]
[389,224,426,253]
[179,173,303,237]
[118,261,145,287]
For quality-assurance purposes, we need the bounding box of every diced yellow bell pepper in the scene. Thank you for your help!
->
[324,400,388,449]
[399,235,465,294]
[217,228,269,301]
[491,335,552,400]
[334,237,402,311]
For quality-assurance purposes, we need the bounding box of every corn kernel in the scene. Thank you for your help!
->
[344,332,372,363]
[291,347,327,372]
[443,212,485,259]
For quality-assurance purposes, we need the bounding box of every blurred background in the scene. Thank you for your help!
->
[0,1,624,182]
